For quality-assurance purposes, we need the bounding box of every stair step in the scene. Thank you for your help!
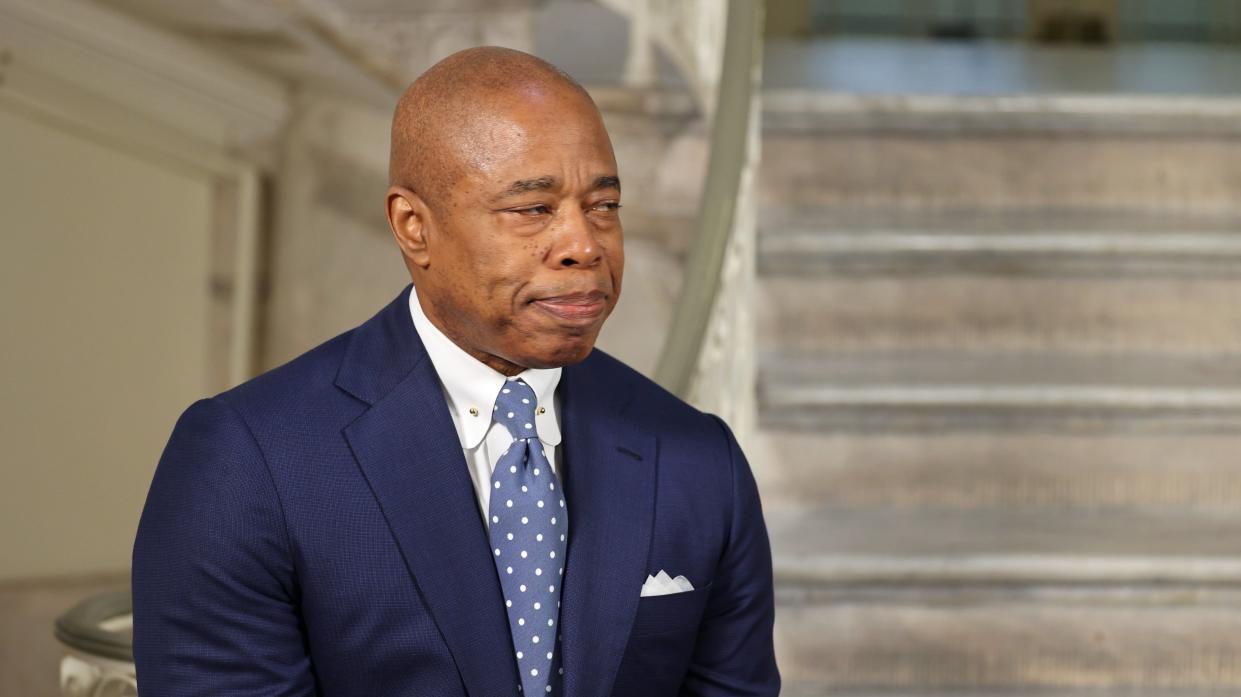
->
[780,686,1239,697]
[761,229,1241,277]
[759,352,1241,433]
[759,99,1241,213]
[775,594,1241,690]
[762,91,1241,137]
[758,270,1241,355]
[759,205,1241,279]
[750,429,1241,510]
[760,205,1241,230]
[766,506,1241,587]
[757,209,1241,355]
[768,507,1241,690]
[759,206,1241,278]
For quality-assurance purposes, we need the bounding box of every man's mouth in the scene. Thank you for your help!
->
[532,291,608,322]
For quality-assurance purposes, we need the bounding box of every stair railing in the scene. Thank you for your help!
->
[649,0,764,446]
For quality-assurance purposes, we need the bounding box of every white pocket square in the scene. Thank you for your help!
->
[640,569,695,597]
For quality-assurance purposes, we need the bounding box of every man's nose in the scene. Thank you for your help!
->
[552,208,603,268]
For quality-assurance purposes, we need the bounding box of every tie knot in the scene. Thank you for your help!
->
[494,377,539,440]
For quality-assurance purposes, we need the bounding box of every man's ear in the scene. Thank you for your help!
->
[386,185,433,269]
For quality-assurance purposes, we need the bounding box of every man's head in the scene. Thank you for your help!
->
[386,47,623,376]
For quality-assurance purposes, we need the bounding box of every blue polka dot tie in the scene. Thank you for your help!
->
[487,377,567,696]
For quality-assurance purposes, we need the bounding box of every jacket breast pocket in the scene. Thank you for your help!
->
[628,581,713,638]
[612,582,715,695]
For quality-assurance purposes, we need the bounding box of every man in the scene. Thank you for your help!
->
[132,46,779,696]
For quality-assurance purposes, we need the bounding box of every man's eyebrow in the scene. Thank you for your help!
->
[594,175,621,192]
[496,176,557,199]
[492,174,621,201]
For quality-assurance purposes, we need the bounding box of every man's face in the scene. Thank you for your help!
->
[412,90,624,371]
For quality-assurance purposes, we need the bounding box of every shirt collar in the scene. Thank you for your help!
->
[409,284,562,450]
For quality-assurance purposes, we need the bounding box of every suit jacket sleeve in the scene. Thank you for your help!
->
[681,414,782,696]
[132,397,317,695]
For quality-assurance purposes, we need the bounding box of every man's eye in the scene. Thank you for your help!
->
[513,205,551,216]
[592,201,621,212]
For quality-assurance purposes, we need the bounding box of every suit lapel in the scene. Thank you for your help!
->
[336,284,660,697]
[338,284,520,697]
[558,355,658,697]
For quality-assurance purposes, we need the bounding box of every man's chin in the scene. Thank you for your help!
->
[519,339,597,369]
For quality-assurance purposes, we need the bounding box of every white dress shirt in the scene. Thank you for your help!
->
[408,284,563,529]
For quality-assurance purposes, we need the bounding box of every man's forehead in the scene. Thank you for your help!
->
[409,70,601,143]
[490,175,621,200]
[444,94,611,157]
[388,47,615,198]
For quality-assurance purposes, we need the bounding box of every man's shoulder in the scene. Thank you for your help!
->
[583,347,724,439]
[583,348,684,409]
[211,326,359,424]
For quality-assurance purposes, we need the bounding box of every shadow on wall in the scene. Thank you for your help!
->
[534,0,687,90]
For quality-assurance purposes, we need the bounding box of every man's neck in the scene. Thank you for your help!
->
[414,290,525,376]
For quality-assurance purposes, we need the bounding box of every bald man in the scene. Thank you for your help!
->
[133,47,779,697]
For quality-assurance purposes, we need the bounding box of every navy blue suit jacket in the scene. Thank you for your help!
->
[132,283,779,696]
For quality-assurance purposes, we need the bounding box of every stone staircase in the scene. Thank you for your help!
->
[753,94,1241,695]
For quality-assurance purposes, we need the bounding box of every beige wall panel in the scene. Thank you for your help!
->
[0,106,213,581]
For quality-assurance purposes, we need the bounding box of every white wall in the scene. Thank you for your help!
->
[0,105,214,580]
